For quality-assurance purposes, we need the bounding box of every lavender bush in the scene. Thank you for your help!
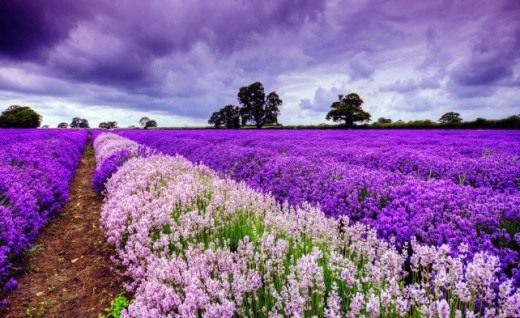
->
[95,133,519,317]
[91,133,155,194]
[0,129,87,305]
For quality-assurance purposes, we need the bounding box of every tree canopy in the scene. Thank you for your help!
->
[439,112,462,124]
[139,117,150,127]
[57,122,68,128]
[208,105,240,128]
[0,105,42,128]
[139,117,157,129]
[238,82,282,128]
[208,111,224,128]
[377,117,392,124]
[70,117,89,128]
[144,119,157,129]
[325,93,371,127]
[99,121,118,129]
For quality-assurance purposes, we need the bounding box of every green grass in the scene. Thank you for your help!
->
[99,294,129,318]
[24,300,50,318]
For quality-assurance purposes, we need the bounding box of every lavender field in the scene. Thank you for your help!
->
[89,130,520,317]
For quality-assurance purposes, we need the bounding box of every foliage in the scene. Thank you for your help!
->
[208,105,240,128]
[369,114,520,129]
[263,91,282,125]
[70,117,89,128]
[207,82,282,129]
[99,294,129,318]
[57,122,68,128]
[24,300,50,318]
[377,117,392,124]
[139,117,150,127]
[0,105,42,128]
[144,119,157,129]
[238,82,282,128]
[439,111,462,124]
[139,117,157,129]
[325,93,371,127]
[208,111,224,128]
[99,121,118,129]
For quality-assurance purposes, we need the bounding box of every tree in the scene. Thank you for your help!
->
[475,117,487,126]
[377,117,392,124]
[70,117,89,128]
[238,82,282,128]
[144,120,157,129]
[223,105,241,128]
[139,117,150,127]
[139,117,157,129]
[264,92,282,125]
[57,122,68,128]
[325,93,371,127]
[108,121,118,129]
[439,112,462,124]
[208,105,243,129]
[239,106,251,126]
[0,105,42,128]
[208,111,224,128]
[99,121,118,129]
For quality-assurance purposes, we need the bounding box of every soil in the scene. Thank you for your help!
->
[2,138,122,318]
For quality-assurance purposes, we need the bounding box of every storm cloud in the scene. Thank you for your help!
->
[0,0,518,127]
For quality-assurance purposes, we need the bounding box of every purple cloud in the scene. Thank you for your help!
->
[0,0,96,59]
[381,77,440,93]
[300,87,344,112]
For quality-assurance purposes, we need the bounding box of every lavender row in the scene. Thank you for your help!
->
[0,129,87,304]
[115,130,520,284]
[0,129,86,149]
[91,133,155,194]
[93,133,519,317]
[116,130,520,192]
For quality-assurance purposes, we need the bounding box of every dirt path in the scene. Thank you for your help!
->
[2,139,121,318]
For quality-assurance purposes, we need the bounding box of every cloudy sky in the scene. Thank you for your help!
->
[0,0,519,127]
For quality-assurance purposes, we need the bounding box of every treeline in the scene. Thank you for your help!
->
[262,114,520,129]
[57,116,158,129]
[0,105,160,129]
[368,114,520,129]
